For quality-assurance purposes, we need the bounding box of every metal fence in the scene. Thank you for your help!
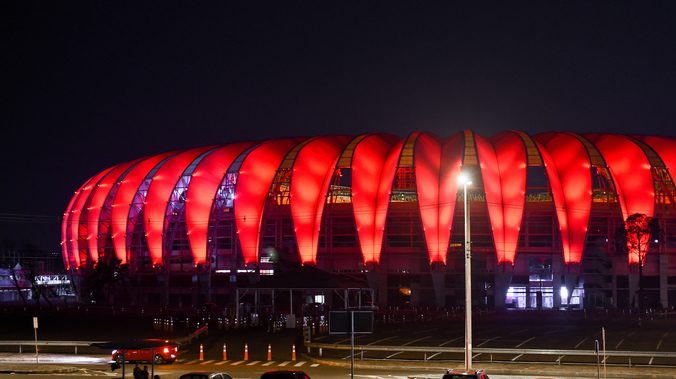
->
[0,340,101,354]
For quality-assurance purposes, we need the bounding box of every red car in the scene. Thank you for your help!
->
[112,342,178,364]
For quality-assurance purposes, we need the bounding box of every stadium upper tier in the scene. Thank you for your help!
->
[61,131,675,271]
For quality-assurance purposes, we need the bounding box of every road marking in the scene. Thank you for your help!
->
[472,353,481,359]
[278,361,290,366]
[262,361,275,366]
[426,352,442,360]
[508,328,529,335]
[575,338,587,349]
[294,361,306,367]
[310,363,319,367]
[184,359,200,365]
[385,351,403,359]
[402,336,432,346]
[615,338,625,349]
[230,360,245,366]
[516,336,535,348]
[200,360,216,365]
[477,337,498,347]
[214,360,229,365]
[544,328,561,335]
[627,330,637,337]
[656,332,668,350]
[439,336,463,346]
[247,360,261,366]
[511,353,523,361]
[368,336,399,345]
[649,356,654,365]
[413,328,436,335]
[337,335,366,344]
[556,355,565,364]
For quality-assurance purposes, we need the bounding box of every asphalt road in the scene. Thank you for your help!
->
[0,360,598,379]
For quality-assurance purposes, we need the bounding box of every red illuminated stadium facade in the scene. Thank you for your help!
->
[61,131,676,311]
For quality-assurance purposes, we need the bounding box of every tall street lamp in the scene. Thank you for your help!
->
[458,172,473,371]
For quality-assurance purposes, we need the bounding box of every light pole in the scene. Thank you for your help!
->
[458,172,473,371]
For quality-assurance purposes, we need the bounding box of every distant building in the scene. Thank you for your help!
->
[61,131,676,311]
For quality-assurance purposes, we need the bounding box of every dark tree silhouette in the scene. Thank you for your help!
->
[624,213,660,313]
[81,253,127,305]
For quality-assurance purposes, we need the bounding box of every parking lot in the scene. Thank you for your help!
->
[312,309,676,366]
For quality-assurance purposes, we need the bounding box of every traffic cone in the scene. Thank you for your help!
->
[244,343,249,361]
[222,343,227,361]
[199,343,204,361]
[267,344,272,361]
[291,344,296,361]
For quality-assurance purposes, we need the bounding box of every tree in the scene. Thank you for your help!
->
[80,253,127,305]
[8,263,28,308]
[624,213,660,313]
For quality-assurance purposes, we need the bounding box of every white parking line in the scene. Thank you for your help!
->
[278,361,290,366]
[262,361,275,366]
[439,336,463,346]
[367,336,399,345]
[649,356,654,365]
[426,352,442,360]
[230,360,245,366]
[511,353,523,361]
[184,359,200,365]
[403,336,432,346]
[508,328,529,335]
[294,361,306,367]
[214,360,229,365]
[656,332,668,350]
[575,337,587,349]
[246,360,261,366]
[477,337,498,347]
[615,338,625,349]
[200,360,216,365]
[516,336,535,348]
[336,335,366,344]
[310,363,319,367]
[385,351,403,359]
[413,328,437,335]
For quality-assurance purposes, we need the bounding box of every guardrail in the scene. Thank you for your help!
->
[306,342,676,366]
[0,332,206,355]
[0,340,102,354]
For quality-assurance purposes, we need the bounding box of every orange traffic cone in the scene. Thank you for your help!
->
[222,343,227,361]
[199,343,204,361]
[291,344,296,361]
[267,344,272,361]
[244,343,249,361]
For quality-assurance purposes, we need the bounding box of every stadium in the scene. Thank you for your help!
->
[61,131,676,313]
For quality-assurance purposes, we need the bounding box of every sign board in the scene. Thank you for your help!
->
[286,314,296,329]
[33,317,38,329]
[329,311,373,334]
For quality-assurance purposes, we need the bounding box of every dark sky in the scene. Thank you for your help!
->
[3,1,676,252]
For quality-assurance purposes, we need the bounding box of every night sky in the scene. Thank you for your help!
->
[4,2,676,253]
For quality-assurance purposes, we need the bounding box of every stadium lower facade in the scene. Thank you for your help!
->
[61,131,676,312]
